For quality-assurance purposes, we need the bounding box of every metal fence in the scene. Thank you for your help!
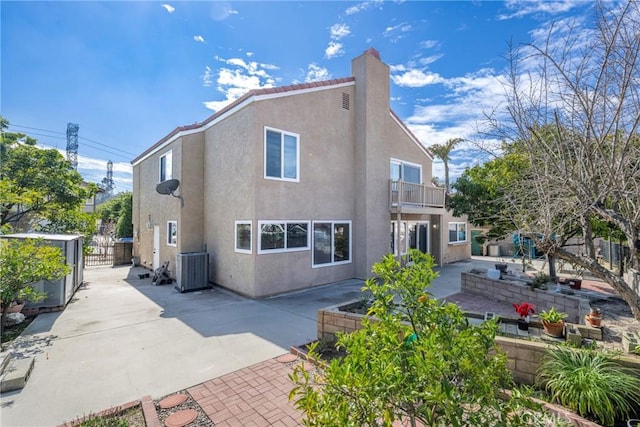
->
[85,241,114,267]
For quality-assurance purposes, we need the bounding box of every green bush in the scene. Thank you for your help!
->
[290,249,543,426]
[537,346,640,426]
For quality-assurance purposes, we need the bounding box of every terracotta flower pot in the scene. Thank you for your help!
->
[586,314,602,328]
[542,320,565,337]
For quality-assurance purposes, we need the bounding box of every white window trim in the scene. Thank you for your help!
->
[312,220,353,268]
[235,220,252,254]
[263,126,300,182]
[167,220,177,246]
[159,149,173,183]
[257,220,310,254]
[390,158,422,183]
[448,222,468,244]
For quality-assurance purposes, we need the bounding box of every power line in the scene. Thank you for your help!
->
[7,124,136,161]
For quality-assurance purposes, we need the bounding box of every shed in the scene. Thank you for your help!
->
[3,233,84,311]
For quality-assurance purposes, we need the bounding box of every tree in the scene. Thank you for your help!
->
[0,115,97,233]
[449,146,529,240]
[290,250,544,426]
[476,2,640,318]
[96,192,133,238]
[430,138,462,194]
[0,238,70,336]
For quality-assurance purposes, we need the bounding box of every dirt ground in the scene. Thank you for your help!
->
[591,296,640,352]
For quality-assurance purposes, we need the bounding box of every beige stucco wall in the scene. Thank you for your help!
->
[132,49,468,298]
[132,133,204,272]
[441,209,472,264]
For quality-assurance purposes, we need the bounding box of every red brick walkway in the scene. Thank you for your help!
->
[187,356,303,427]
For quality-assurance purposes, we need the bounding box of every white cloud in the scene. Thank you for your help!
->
[210,2,238,21]
[330,23,350,40]
[201,66,213,87]
[383,22,413,43]
[203,56,279,112]
[345,0,384,15]
[305,63,331,82]
[325,41,344,59]
[246,51,254,57]
[419,54,443,66]
[498,0,584,20]
[420,40,439,49]
[391,69,444,87]
[161,4,175,14]
[193,35,205,43]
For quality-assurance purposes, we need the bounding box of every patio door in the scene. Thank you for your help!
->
[409,222,429,254]
[153,225,160,270]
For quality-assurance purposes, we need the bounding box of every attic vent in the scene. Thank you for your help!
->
[342,92,350,110]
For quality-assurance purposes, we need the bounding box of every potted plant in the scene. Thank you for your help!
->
[513,301,535,330]
[585,307,602,327]
[539,306,567,337]
[568,262,585,290]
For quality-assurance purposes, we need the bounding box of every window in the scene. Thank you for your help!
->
[448,222,467,244]
[390,222,407,255]
[264,127,299,181]
[313,221,351,266]
[167,221,177,246]
[390,159,421,184]
[235,221,252,253]
[258,221,309,253]
[159,150,173,182]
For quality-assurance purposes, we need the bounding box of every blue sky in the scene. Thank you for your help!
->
[1,1,593,192]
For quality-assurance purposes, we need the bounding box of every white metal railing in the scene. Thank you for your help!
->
[389,180,445,209]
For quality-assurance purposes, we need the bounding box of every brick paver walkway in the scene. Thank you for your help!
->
[184,277,618,426]
[187,356,303,427]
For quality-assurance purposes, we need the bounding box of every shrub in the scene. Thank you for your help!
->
[537,346,640,426]
[290,249,543,426]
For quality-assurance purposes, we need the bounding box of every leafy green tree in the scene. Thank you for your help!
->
[96,192,133,238]
[290,250,542,426]
[0,116,97,234]
[0,238,70,336]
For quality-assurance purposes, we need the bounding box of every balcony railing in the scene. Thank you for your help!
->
[389,180,445,209]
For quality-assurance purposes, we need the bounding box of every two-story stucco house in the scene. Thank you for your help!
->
[131,48,470,298]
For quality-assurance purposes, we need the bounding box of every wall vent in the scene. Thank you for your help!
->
[342,92,350,110]
[175,252,210,292]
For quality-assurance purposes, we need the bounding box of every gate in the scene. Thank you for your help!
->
[85,241,114,267]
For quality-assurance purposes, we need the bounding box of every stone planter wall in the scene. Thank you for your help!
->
[461,272,590,324]
[317,300,640,386]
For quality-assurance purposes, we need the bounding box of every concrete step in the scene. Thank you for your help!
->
[1,357,35,393]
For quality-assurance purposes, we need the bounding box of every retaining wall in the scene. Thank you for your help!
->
[461,272,590,324]
[317,300,640,386]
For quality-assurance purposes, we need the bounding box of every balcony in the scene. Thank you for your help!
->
[389,180,445,213]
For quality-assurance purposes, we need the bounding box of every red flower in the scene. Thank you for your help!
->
[513,302,535,318]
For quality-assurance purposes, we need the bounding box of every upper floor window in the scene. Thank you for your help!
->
[390,159,421,184]
[448,222,467,244]
[159,150,173,182]
[265,127,299,181]
[167,220,177,246]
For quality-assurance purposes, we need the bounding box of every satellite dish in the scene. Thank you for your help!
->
[156,179,180,196]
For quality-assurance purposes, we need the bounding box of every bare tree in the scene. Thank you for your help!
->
[495,2,640,318]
